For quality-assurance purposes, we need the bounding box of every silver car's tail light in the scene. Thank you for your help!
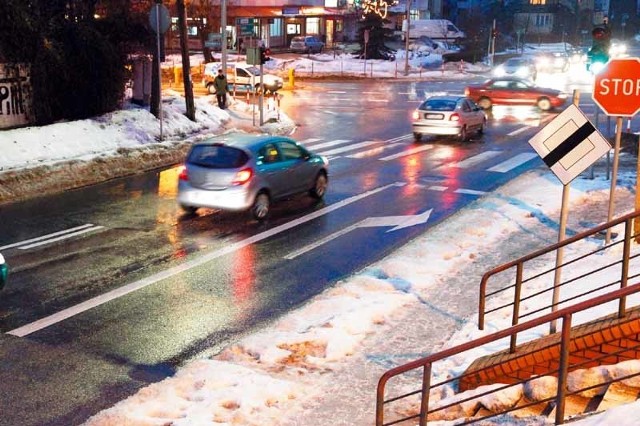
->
[412,110,420,120]
[178,165,189,181]
[449,113,460,121]
[232,168,253,185]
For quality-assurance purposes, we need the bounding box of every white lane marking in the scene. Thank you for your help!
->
[284,209,432,259]
[379,145,434,161]
[322,110,338,115]
[428,186,447,191]
[346,143,402,159]
[19,226,105,250]
[367,99,389,103]
[7,182,404,337]
[327,91,346,94]
[300,138,322,144]
[507,126,532,137]
[487,153,539,173]
[441,150,502,169]
[305,139,351,150]
[386,134,413,143]
[0,224,98,251]
[455,188,486,196]
[363,91,383,94]
[317,140,380,156]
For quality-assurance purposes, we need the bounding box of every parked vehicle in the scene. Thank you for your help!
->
[202,62,283,94]
[464,77,568,111]
[177,134,329,220]
[290,36,324,53]
[493,57,537,81]
[411,96,486,142]
[0,253,7,291]
[406,19,465,41]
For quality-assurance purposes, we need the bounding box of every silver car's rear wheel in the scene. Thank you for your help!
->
[413,132,422,142]
[458,126,468,142]
[251,192,270,220]
[310,173,328,199]
[180,205,198,215]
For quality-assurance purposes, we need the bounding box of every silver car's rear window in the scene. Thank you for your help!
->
[187,145,249,169]
[421,99,457,111]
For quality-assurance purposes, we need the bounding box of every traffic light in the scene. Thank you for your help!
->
[587,24,611,72]
[260,47,271,64]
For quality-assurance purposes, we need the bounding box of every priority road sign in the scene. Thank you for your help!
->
[592,57,640,116]
[528,104,611,185]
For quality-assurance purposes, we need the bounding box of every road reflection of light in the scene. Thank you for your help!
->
[399,156,422,195]
[431,145,456,161]
[157,166,188,258]
[232,246,255,302]
[490,106,539,123]
[158,166,181,199]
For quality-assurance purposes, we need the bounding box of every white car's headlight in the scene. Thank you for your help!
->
[494,67,505,76]
[516,66,530,77]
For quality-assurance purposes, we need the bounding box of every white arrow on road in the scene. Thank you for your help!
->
[284,209,433,260]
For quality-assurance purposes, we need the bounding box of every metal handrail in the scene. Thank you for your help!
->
[478,210,640,351]
[376,282,640,426]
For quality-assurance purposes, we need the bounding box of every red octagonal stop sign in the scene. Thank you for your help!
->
[593,57,640,117]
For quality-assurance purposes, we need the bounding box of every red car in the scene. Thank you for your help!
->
[464,77,567,111]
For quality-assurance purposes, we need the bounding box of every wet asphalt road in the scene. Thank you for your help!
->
[0,73,623,425]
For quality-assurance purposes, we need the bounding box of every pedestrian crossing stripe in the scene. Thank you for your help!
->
[528,104,611,185]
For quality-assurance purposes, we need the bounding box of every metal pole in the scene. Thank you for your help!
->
[155,3,163,141]
[555,313,572,424]
[259,63,264,125]
[550,90,579,334]
[605,116,624,244]
[221,0,227,71]
[634,134,640,244]
[404,0,411,76]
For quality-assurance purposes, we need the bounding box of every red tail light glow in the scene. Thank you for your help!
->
[449,113,460,121]
[412,110,420,120]
[232,168,253,185]
[178,165,188,181]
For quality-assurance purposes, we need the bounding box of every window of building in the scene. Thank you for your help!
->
[530,0,546,4]
[535,14,550,27]
[270,18,283,37]
[306,17,320,35]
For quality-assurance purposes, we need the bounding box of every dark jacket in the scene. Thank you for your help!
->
[213,74,228,94]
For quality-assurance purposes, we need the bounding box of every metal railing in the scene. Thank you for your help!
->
[376,282,640,426]
[479,210,640,352]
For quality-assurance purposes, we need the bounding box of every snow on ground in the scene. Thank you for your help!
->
[2,44,640,425]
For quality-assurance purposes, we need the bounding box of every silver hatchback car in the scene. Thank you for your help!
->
[177,134,329,220]
[411,96,486,142]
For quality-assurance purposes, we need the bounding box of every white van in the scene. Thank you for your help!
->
[202,62,283,94]
[405,19,465,41]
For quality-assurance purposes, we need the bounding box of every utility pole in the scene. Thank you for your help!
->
[177,0,196,121]
[404,0,411,76]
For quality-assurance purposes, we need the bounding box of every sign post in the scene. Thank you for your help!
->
[528,97,612,333]
[592,57,640,243]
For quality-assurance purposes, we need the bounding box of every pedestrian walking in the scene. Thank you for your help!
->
[213,68,228,109]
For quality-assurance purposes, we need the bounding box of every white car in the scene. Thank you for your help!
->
[202,62,283,94]
[412,96,486,142]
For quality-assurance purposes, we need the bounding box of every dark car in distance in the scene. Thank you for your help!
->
[464,77,567,111]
